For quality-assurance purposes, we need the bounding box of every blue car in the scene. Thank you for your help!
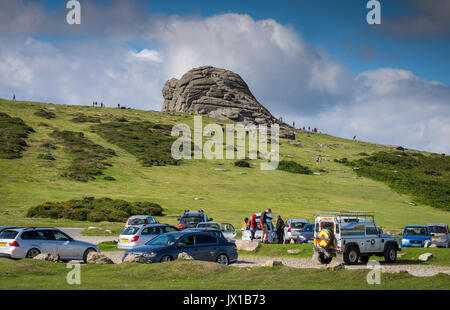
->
[122,230,238,265]
[401,225,431,247]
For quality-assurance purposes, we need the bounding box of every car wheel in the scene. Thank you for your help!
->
[360,255,370,264]
[317,252,333,264]
[216,254,229,265]
[384,245,397,263]
[344,246,360,265]
[83,248,97,263]
[160,255,173,263]
[26,248,41,259]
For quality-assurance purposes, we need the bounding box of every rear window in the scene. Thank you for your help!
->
[291,222,307,229]
[197,223,220,230]
[428,226,447,234]
[128,218,147,225]
[122,227,140,235]
[0,230,18,239]
[180,216,203,225]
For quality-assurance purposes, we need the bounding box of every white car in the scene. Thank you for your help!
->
[196,222,237,240]
[242,213,276,243]
[118,224,179,250]
[284,219,310,243]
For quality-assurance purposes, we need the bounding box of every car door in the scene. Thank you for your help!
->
[176,234,199,259]
[35,230,60,253]
[51,230,80,259]
[221,223,236,240]
[195,234,219,261]
[363,224,382,254]
[140,226,159,245]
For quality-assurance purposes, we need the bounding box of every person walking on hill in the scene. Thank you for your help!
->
[275,215,285,244]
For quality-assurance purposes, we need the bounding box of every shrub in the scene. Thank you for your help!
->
[0,112,34,159]
[34,109,56,119]
[27,197,164,222]
[277,160,312,175]
[234,159,251,168]
[104,176,116,181]
[71,115,101,123]
[37,153,55,161]
[50,130,116,182]
[92,121,179,167]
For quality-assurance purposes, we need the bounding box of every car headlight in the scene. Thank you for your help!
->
[298,235,305,240]
[143,252,156,258]
[401,239,409,243]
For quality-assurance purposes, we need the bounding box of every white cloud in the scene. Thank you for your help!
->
[0,2,448,153]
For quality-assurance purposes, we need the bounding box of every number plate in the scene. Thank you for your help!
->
[0,242,6,247]
[121,239,128,243]
[432,236,439,239]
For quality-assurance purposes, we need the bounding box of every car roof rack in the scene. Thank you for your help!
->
[314,211,375,221]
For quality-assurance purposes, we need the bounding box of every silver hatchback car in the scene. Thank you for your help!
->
[118,224,179,250]
[0,227,99,262]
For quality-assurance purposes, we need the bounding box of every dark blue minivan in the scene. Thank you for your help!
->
[122,231,238,265]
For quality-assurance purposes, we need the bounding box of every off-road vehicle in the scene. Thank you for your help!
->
[177,210,212,230]
[313,211,400,265]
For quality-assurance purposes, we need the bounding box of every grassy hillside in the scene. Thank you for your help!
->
[0,98,449,234]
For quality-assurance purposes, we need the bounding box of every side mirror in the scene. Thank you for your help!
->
[208,218,213,221]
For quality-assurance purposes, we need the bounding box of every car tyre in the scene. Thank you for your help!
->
[26,248,41,259]
[384,244,397,263]
[360,255,370,264]
[216,254,229,265]
[343,246,360,265]
[317,252,332,264]
[83,248,97,263]
[160,255,173,263]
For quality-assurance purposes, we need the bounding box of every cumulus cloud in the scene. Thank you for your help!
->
[0,1,448,153]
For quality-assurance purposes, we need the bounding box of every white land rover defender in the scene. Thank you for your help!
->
[313,211,400,265]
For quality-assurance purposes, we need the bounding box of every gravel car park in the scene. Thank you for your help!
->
[0,227,99,262]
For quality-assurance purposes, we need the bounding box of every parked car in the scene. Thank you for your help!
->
[401,225,431,248]
[177,210,212,230]
[122,231,238,265]
[295,223,314,244]
[124,215,158,229]
[196,222,237,240]
[0,226,18,234]
[284,219,310,243]
[313,211,400,265]
[0,227,99,262]
[118,224,179,250]
[186,228,227,240]
[242,213,276,243]
[427,223,449,248]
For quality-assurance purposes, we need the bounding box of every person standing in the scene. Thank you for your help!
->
[275,216,285,244]
[12,94,16,101]
[249,214,257,241]
[242,217,249,231]
[260,208,272,244]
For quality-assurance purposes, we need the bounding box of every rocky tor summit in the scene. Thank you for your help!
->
[162,66,293,136]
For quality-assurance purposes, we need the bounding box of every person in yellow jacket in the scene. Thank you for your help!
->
[241,217,249,231]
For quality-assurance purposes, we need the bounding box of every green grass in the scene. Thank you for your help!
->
[240,243,450,266]
[97,241,119,252]
[350,151,450,211]
[0,98,449,235]
[0,258,449,290]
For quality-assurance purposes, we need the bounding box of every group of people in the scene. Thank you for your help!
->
[92,101,105,107]
[242,209,287,244]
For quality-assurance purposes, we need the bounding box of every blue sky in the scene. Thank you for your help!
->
[1,0,449,153]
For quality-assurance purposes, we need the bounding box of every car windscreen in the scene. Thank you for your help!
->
[404,227,428,236]
[0,230,18,239]
[428,226,446,234]
[180,216,203,225]
[291,222,308,229]
[128,218,147,225]
[197,223,220,230]
[122,227,140,235]
[146,233,183,246]
[303,224,313,232]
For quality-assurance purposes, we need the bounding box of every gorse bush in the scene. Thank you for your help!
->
[26,197,164,222]
[50,130,116,182]
[234,159,251,168]
[277,160,312,175]
[34,109,56,119]
[0,112,34,159]
[92,121,179,167]
[349,151,450,211]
